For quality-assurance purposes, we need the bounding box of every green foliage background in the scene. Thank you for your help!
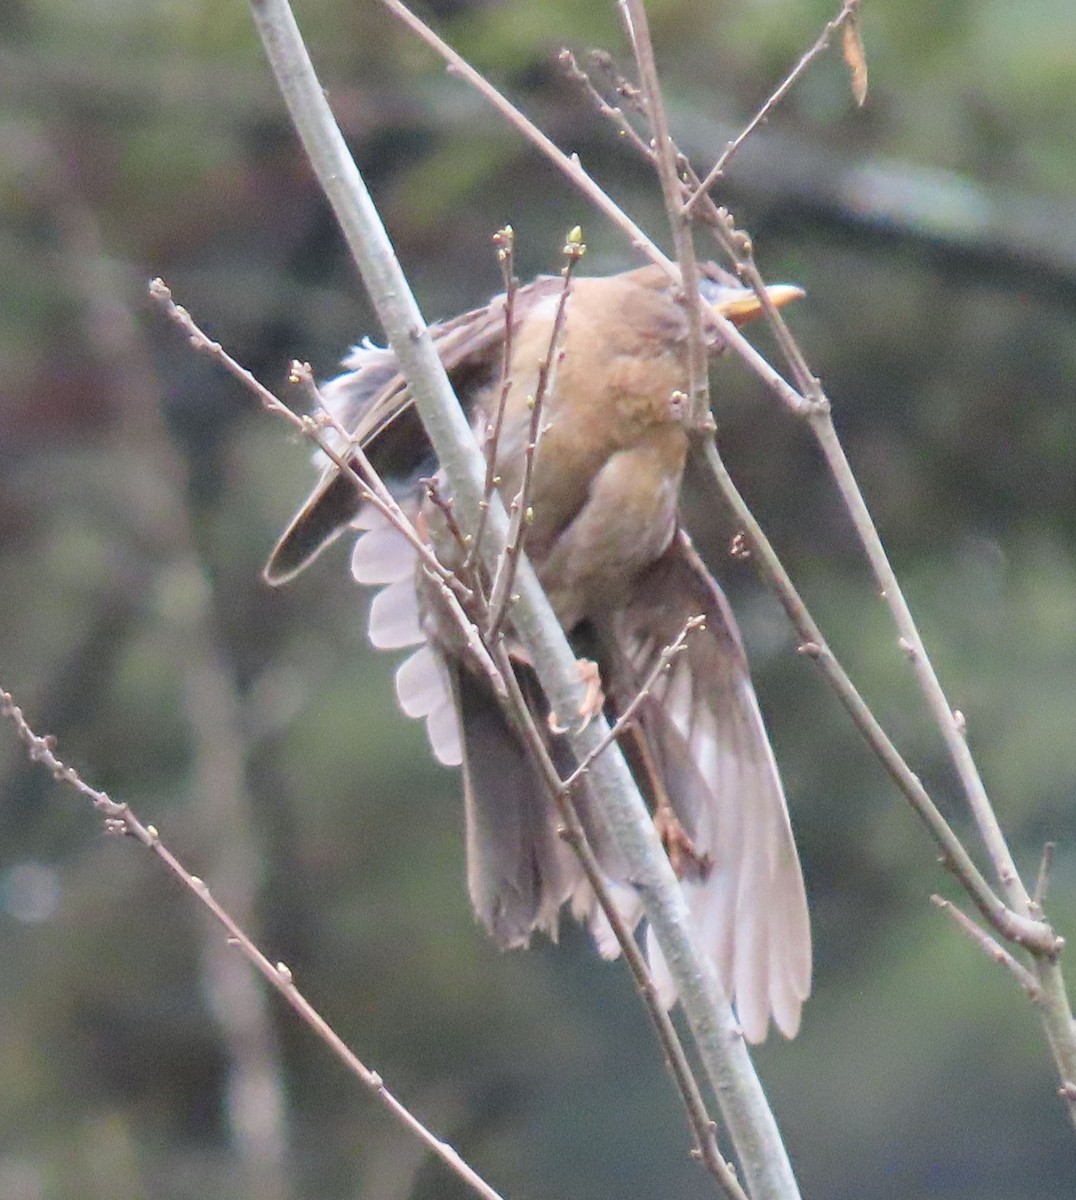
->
[2,1,1076,1198]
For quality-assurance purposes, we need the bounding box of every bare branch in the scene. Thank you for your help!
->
[931,896,1041,1001]
[561,615,704,792]
[467,225,519,570]
[0,688,508,1200]
[685,0,863,212]
[620,0,709,425]
[558,48,655,166]
[381,0,670,269]
[487,232,583,635]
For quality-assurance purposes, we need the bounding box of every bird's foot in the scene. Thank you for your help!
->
[653,804,711,880]
[575,658,605,729]
[547,658,605,734]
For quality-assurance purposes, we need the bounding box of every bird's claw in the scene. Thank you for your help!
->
[654,805,711,880]
[546,658,605,734]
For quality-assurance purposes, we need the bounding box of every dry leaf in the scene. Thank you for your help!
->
[842,14,869,107]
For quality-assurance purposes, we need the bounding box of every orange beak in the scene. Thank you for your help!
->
[709,282,805,327]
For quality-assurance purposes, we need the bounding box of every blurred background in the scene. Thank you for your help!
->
[2,0,1076,1197]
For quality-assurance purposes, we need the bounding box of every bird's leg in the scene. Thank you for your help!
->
[547,657,606,733]
[624,724,711,880]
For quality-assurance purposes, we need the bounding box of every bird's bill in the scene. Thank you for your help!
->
[710,282,805,326]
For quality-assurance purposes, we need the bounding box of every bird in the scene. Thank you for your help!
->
[265,261,811,1041]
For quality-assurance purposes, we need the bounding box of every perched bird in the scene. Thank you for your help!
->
[266,262,811,1041]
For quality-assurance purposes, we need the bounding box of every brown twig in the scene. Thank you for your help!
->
[698,437,1058,958]
[931,895,1041,1001]
[619,0,709,426]
[150,282,507,699]
[684,0,863,212]
[468,225,519,570]
[1033,843,1056,913]
[0,688,508,1200]
[150,281,458,593]
[558,48,655,163]
[484,644,748,1200]
[561,615,705,791]
[380,0,670,270]
[487,231,583,635]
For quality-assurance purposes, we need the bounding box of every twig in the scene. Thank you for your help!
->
[149,281,459,594]
[684,0,862,212]
[0,688,508,1200]
[422,476,473,561]
[151,282,508,698]
[487,231,583,635]
[620,0,709,425]
[697,438,1058,958]
[806,412,1029,910]
[561,615,705,792]
[1033,843,1056,913]
[931,895,1041,1001]
[467,225,519,570]
[484,646,748,1200]
[250,5,805,1196]
[380,0,671,270]
[558,48,654,162]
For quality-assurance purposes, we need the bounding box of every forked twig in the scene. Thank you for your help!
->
[684,0,863,212]
[467,225,519,570]
[932,895,1041,1001]
[381,0,670,270]
[0,688,507,1200]
[149,280,509,698]
[485,642,748,1200]
[619,0,710,425]
[561,615,705,792]
[558,48,655,164]
[487,231,584,635]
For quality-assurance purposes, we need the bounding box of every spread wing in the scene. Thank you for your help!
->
[608,529,811,1040]
[263,274,564,584]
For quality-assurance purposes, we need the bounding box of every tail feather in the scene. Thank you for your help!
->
[612,531,811,1041]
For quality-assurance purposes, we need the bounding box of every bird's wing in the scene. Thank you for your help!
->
[263,274,564,584]
[608,528,811,1041]
[350,498,592,947]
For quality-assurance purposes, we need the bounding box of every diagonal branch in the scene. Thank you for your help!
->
[684,0,862,212]
[249,2,804,1197]
[0,688,508,1200]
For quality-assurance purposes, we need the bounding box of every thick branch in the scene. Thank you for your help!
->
[247,2,801,1197]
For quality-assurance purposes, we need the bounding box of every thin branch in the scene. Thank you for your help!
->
[151,282,509,699]
[807,411,1029,909]
[487,232,583,634]
[484,645,748,1200]
[684,0,862,212]
[0,688,507,1200]
[931,896,1041,1001]
[695,437,1057,956]
[1033,843,1056,913]
[620,0,709,425]
[380,0,670,270]
[467,225,519,570]
[149,281,461,596]
[558,48,655,162]
[561,615,704,793]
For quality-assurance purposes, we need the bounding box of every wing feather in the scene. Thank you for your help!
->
[612,530,810,1040]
